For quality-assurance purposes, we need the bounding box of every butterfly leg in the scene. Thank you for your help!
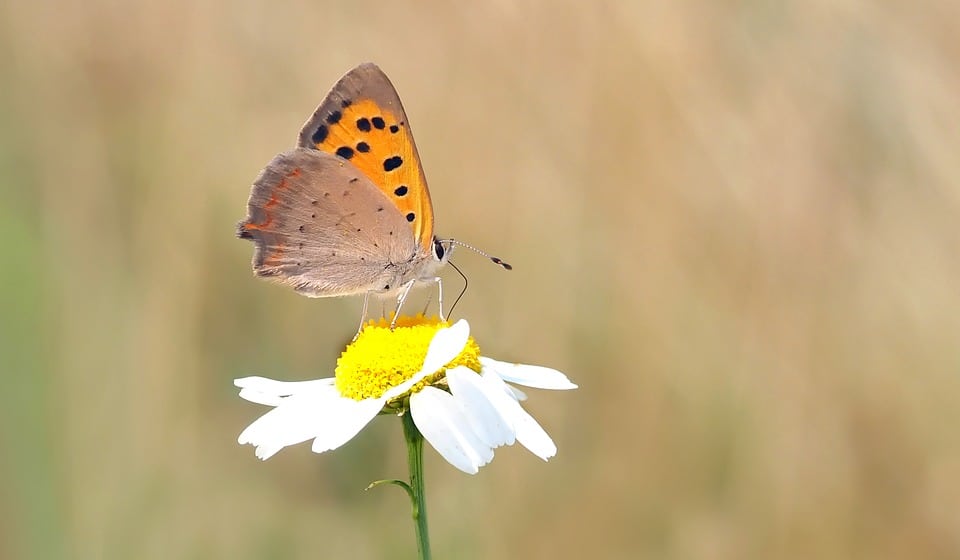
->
[391,279,418,329]
[435,277,446,321]
[417,277,445,321]
[355,291,373,339]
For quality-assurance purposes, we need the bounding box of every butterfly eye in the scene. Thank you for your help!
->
[433,238,445,261]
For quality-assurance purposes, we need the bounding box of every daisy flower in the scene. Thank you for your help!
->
[235,316,577,474]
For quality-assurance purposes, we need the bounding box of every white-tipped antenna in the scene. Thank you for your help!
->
[441,239,513,270]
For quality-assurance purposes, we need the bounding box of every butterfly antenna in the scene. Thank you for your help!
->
[442,239,513,270]
[448,260,469,318]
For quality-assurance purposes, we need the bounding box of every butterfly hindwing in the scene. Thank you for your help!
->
[297,63,435,254]
[237,148,420,297]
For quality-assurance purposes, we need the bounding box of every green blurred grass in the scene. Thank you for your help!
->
[2,1,959,558]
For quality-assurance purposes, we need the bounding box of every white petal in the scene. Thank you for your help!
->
[447,367,515,447]
[235,376,335,406]
[481,371,557,461]
[310,397,384,453]
[237,384,341,459]
[480,357,577,390]
[507,385,528,402]
[381,320,471,402]
[410,387,493,474]
[510,404,557,461]
[421,320,470,375]
[382,370,429,402]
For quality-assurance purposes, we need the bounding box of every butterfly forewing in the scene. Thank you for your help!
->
[297,63,435,253]
[238,148,420,297]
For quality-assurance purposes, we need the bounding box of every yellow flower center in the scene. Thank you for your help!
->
[335,315,481,401]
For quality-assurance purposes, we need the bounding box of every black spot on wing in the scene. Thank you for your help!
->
[336,146,354,159]
[326,111,342,125]
[356,118,371,132]
[311,125,328,144]
[394,185,408,196]
[383,156,403,172]
[372,117,385,129]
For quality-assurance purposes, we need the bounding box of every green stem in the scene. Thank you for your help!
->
[402,410,432,560]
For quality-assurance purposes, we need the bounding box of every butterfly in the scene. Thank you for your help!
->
[237,63,509,325]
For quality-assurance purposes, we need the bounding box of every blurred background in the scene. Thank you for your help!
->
[2,0,959,558]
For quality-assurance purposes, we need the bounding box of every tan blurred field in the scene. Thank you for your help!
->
[2,1,959,558]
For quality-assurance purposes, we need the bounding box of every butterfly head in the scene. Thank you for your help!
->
[432,237,454,266]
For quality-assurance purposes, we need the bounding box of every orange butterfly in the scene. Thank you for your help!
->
[238,63,509,325]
